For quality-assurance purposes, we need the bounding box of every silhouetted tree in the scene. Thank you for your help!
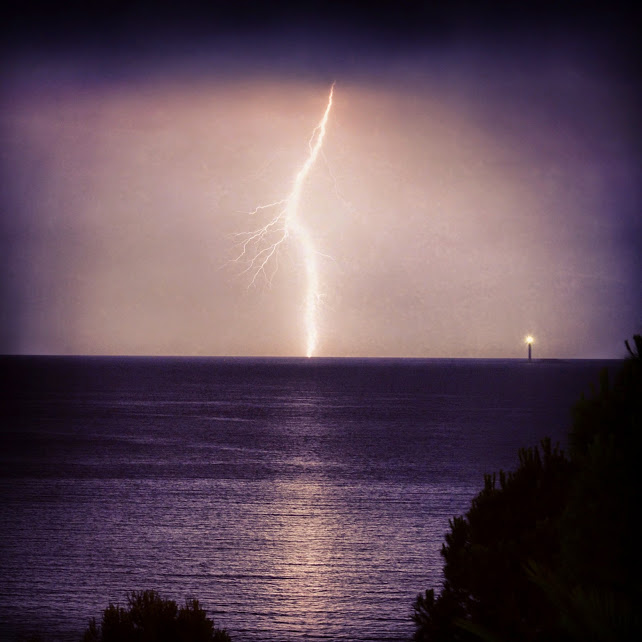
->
[548,333,642,638]
[413,335,642,642]
[413,439,572,642]
[82,590,231,642]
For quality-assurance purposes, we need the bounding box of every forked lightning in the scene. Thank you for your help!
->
[233,84,335,357]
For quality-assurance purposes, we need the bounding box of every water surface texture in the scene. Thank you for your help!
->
[0,357,615,640]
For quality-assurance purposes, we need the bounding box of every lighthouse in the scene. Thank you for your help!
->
[525,335,534,361]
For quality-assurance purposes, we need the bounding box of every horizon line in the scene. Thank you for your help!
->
[0,353,624,362]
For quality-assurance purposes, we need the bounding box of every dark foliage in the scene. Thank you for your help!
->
[82,590,231,642]
[552,334,642,638]
[413,439,573,642]
[414,335,642,642]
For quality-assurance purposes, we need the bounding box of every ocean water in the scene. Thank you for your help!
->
[0,356,617,641]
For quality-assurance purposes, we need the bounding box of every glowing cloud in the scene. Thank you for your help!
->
[233,83,335,357]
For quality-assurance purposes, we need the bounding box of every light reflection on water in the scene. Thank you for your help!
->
[0,357,615,640]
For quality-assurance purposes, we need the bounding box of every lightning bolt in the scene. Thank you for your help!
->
[233,83,335,358]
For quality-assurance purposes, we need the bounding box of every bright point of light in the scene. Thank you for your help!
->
[525,335,534,345]
[233,83,335,358]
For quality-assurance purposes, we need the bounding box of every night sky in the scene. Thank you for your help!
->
[1,1,640,358]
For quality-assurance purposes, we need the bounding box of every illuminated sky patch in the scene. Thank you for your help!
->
[1,2,640,357]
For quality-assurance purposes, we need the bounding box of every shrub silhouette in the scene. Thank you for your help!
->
[413,335,642,641]
[413,439,572,642]
[82,590,231,642]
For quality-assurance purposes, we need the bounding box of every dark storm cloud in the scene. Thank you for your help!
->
[3,1,638,62]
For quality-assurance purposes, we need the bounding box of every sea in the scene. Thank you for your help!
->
[0,356,618,641]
